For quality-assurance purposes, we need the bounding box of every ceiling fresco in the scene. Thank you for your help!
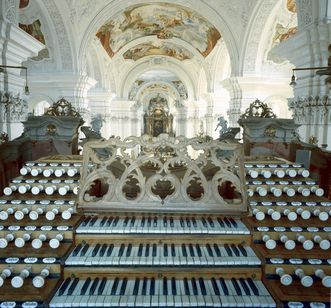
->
[96,3,221,58]
[123,41,193,61]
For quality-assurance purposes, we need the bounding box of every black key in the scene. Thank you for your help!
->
[126,244,132,257]
[152,244,157,257]
[106,244,114,256]
[224,244,233,256]
[180,217,185,228]
[99,216,107,227]
[91,244,101,257]
[229,217,238,227]
[191,278,198,295]
[150,278,155,296]
[82,216,91,226]
[164,244,168,257]
[112,216,119,226]
[170,217,174,227]
[142,277,147,296]
[211,278,220,295]
[231,278,242,296]
[238,244,247,257]
[145,244,150,257]
[147,217,152,227]
[183,278,190,295]
[171,277,177,295]
[141,217,146,227]
[247,278,259,296]
[89,278,99,295]
[201,217,208,227]
[118,244,125,257]
[153,217,157,227]
[59,278,71,296]
[163,277,168,295]
[171,244,176,257]
[219,278,229,296]
[133,278,140,295]
[206,244,214,257]
[213,244,221,257]
[89,216,98,226]
[72,243,82,257]
[111,278,119,295]
[181,244,187,257]
[231,244,240,257]
[80,278,91,295]
[67,278,79,296]
[80,244,90,257]
[188,244,195,257]
[123,217,129,227]
[99,244,107,257]
[192,217,197,228]
[217,218,225,228]
[239,278,251,295]
[223,217,231,228]
[106,216,113,227]
[120,278,127,295]
[198,278,207,296]
[138,243,143,256]
[98,278,107,295]
[195,244,202,257]
[130,216,136,227]
[186,218,191,227]
[207,217,214,227]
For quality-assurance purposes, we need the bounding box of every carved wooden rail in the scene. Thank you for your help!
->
[78,134,248,214]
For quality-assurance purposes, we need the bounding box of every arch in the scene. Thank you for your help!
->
[120,56,196,100]
[240,0,278,74]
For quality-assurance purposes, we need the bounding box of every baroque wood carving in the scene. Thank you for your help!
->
[78,134,248,213]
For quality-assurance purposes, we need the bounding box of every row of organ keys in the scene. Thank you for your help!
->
[244,160,330,307]
[0,159,81,307]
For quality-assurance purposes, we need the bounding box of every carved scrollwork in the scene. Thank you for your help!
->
[44,98,81,117]
[79,133,247,213]
[240,99,276,119]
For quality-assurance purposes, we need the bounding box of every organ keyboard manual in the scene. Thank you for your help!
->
[0,134,329,307]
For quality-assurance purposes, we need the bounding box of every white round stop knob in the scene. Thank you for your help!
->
[43,169,54,177]
[62,208,73,220]
[67,168,78,177]
[280,234,296,250]
[29,208,43,220]
[45,185,56,195]
[261,170,271,179]
[297,234,314,250]
[14,208,29,220]
[30,168,42,176]
[311,186,324,197]
[286,169,297,178]
[46,208,59,221]
[298,186,310,197]
[271,187,282,197]
[14,233,31,248]
[32,234,47,249]
[58,185,70,196]
[298,169,309,178]
[54,168,65,177]
[296,208,311,220]
[313,235,330,250]
[256,186,267,197]
[262,234,276,250]
[315,269,331,288]
[253,209,265,221]
[49,234,63,249]
[283,187,295,197]
[32,267,49,288]
[276,267,292,286]
[295,268,313,287]
[267,209,281,221]
[274,169,285,178]
[11,268,30,288]
[283,209,297,221]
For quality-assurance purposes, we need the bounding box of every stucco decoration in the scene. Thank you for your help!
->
[123,41,193,61]
[4,0,19,25]
[78,134,247,213]
[96,3,221,58]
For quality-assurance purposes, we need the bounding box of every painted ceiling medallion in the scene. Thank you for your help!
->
[123,41,193,61]
[96,3,221,58]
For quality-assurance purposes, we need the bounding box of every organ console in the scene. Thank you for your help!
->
[0,135,329,307]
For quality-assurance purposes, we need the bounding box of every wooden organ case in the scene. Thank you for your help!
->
[0,133,329,307]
